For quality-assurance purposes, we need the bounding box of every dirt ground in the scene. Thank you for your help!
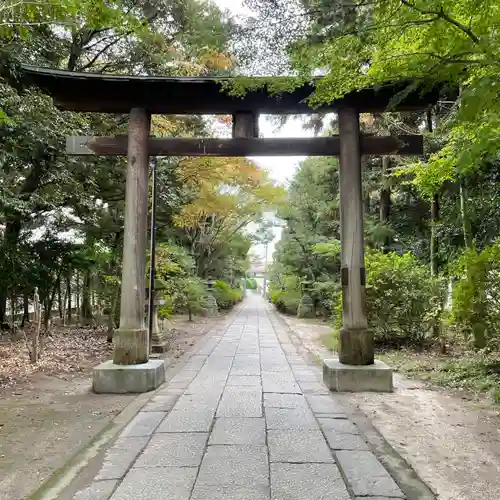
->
[0,314,222,500]
[282,314,500,500]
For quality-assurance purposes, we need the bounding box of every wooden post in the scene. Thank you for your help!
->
[338,107,374,365]
[113,108,151,365]
[232,112,259,138]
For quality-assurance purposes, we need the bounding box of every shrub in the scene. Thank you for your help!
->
[335,250,442,347]
[366,250,443,346]
[312,280,339,319]
[213,280,243,310]
[271,290,301,314]
[173,277,206,320]
[449,243,500,349]
[246,278,258,290]
[269,274,302,315]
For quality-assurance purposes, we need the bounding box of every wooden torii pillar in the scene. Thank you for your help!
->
[69,110,417,394]
[114,108,151,366]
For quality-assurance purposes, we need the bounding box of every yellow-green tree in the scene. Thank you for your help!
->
[174,157,285,276]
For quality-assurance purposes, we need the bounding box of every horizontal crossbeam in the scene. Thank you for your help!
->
[66,135,423,157]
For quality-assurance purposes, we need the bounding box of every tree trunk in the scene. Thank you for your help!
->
[67,270,72,323]
[75,272,80,322]
[43,299,50,332]
[10,295,17,334]
[107,284,120,342]
[379,156,391,250]
[81,269,93,325]
[62,282,68,326]
[460,180,473,249]
[30,289,41,363]
[364,191,371,215]
[57,282,63,319]
[430,193,440,276]
[0,288,6,325]
[21,293,29,327]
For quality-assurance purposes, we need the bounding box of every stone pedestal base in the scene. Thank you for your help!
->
[93,359,165,394]
[322,358,393,393]
[151,331,171,353]
[203,295,218,317]
[297,294,315,318]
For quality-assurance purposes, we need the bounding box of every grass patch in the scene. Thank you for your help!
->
[320,330,500,404]
[380,349,500,403]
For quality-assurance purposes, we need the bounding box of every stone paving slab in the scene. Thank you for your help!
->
[120,411,166,437]
[196,445,269,487]
[190,485,270,500]
[261,372,301,394]
[183,355,208,370]
[134,433,207,467]
[263,393,309,409]
[318,417,360,434]
[95,436,149,481]
[157,407,215,433]
[268,428,334,463]
[336,450,405,498]
[271,463,350,500]
[356,498,404,500]
[298,380,331,394]
[141,393,179,412]
[217,386,262,417]
[173,393,220,411]
[305,394,346,415]
[110,467,198,500]
[324,429,370,451]
[73,480,118,500]
[265,407,318,430]
[209,417,266,446]
[227,375,262,387]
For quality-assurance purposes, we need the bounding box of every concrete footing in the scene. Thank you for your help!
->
[93,359,165,394]
[151,331,171,353]
[323,358,393,393]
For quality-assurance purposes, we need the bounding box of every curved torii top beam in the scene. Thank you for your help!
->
[21,64,446,115]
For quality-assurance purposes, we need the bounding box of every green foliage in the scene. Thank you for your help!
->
[173,277,206,319]
[213,280,243,310]
[269,275,302,315]
[449,243,500,348]
[312,280,339,319]
[270,290,301,315]
[362,250,443,346]
[246,278,258,290]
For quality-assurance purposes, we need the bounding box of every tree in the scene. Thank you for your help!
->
[173,157,285,277]
[0,0,239,327]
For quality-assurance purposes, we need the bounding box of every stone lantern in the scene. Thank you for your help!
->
[203,277,218,317]
[297,278,315,318]
[146,278,170,353]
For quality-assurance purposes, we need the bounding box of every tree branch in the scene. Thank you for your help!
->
[400,0,480,44]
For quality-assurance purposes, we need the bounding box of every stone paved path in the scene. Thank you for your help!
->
[74,296,406,500]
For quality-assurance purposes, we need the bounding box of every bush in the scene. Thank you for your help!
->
[213,280,243,310]
[172,277,206,320]
[246,278,258,290]
[450,243,500,349]
[313,280,339,318]
[270,290,301,314]
[335,250,442,347]
[269,274,302,315]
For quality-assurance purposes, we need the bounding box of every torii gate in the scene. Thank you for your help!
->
[22,65,440,394]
